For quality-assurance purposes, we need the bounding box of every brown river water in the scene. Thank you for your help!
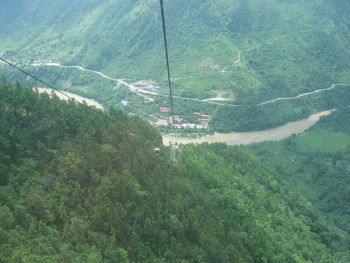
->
[162,110,334,146]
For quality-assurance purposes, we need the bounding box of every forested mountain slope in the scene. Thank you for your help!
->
[1,0,350,103]
[250,107,350,260]
[1,81,350,262]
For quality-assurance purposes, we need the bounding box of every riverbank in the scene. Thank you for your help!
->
[162,110,335,146]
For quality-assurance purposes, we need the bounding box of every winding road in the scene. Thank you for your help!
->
[31,62,240,106]
[257,84,350,106]
[30,62,350,108]
[31,62,157,102]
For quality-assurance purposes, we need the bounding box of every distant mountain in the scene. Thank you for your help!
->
[1,0,350,102]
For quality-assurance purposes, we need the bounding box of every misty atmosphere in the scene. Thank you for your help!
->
[1,0,350,262]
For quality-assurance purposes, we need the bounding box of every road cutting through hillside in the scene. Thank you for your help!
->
[30,62,350,108]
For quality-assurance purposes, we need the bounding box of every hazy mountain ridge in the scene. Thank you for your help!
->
[2,0,350,102]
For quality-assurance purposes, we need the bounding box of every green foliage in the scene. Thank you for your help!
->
[0,81,349,261]
[0,206,15,229]
[249,108,350,259]
[297,132,350,153]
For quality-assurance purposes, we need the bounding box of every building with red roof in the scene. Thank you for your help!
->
[160,107,170,113]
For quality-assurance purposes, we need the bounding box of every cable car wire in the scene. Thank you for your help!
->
[159,0,175,126]
[159,0,177,163]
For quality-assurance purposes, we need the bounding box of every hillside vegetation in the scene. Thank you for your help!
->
[1,0,350,100]
[250,107,350,261]
[1,81,349,262]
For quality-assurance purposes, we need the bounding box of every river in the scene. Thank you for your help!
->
[34,87,104,110]
[162,110,334,146]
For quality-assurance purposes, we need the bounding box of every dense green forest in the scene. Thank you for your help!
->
[250,107,350,260]
[1,81,350,262]
[1,0,350,132]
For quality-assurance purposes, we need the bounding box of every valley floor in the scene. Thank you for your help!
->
[162,110,334,145]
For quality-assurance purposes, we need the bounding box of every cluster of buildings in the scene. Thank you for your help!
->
[132,80,159,94]
[189,112,210,129]
[124,103,211,130]
[173,122,208,129]
[150,108,210,129]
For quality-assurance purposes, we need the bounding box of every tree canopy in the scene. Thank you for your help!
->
[0,81,349,262]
